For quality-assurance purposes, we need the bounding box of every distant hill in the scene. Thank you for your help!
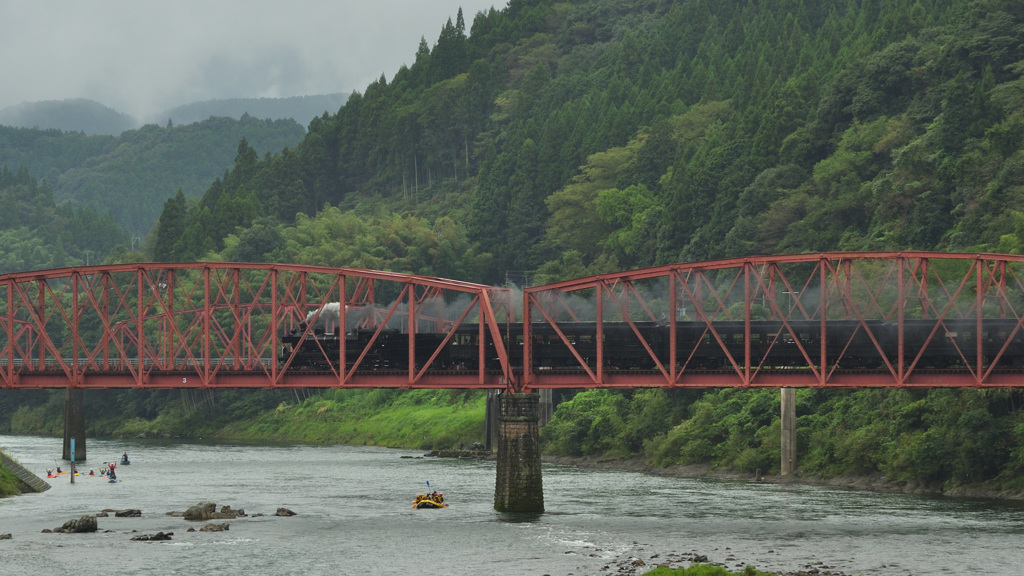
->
[0,99,136,136]
[154,94,349,127]
[0,94,350,136]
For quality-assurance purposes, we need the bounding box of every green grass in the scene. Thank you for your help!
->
[0,451,25,497]
[209,389,487,449]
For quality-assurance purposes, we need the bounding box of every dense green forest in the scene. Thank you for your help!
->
[5,0,1024,494]
[152,0,1024,275]
[0,166,129,272]
[0,114,305,241]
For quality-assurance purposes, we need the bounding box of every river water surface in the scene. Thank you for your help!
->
[2,434,1023,575]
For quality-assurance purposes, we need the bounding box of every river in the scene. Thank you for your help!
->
[1,435,1023,575]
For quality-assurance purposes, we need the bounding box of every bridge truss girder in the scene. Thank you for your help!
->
[0,263,515,390]
[522,252,1024,390]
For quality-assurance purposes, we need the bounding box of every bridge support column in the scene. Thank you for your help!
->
[494,392,544,513]
[62,387,86,462]
[780,387,796,477]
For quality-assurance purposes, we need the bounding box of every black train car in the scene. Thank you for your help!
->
[670,319,890,370]
[900,318,1024,369]
[280,325,448,371]
[280,318,1024,373]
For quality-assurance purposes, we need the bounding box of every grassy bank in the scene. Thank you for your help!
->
[0,451,24,497]
[3,389,487,450]
[105,389,488,449]
[211,388,486,448]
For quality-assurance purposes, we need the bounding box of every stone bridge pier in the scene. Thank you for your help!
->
[493,392,544,513]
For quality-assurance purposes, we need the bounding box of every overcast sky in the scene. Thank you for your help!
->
[0,0,498,119]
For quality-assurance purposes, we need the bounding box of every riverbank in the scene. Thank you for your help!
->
[0,449,34,497]
[0,467,21,497]
[541,454,1024,501]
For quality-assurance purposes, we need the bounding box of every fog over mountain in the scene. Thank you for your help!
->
[0,95,351,135]
[156,94,351,127]
[0,1,497,121]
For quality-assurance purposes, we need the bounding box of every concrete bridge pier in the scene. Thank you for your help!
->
[494,392,544,513]
[62,387,86,462]
[487,388,553,451]
[781,387,796,476]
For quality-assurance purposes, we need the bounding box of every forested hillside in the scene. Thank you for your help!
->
[0,114,305,241]
[154,0,1024,280]
[6,0,1024,493]
[0,166,128,272]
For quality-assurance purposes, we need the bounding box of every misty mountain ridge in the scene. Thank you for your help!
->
[0,94,349,135]
[153,94,349,127]
[0,99,136,135]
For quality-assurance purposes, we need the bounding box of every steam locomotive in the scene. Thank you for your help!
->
[279,316,1024,373]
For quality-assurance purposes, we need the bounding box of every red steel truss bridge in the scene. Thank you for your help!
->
[0,263,514,390]
[4,252,1024,392]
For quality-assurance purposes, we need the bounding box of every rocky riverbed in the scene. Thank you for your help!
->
[4,501,298,540]
[559,544,854,576]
